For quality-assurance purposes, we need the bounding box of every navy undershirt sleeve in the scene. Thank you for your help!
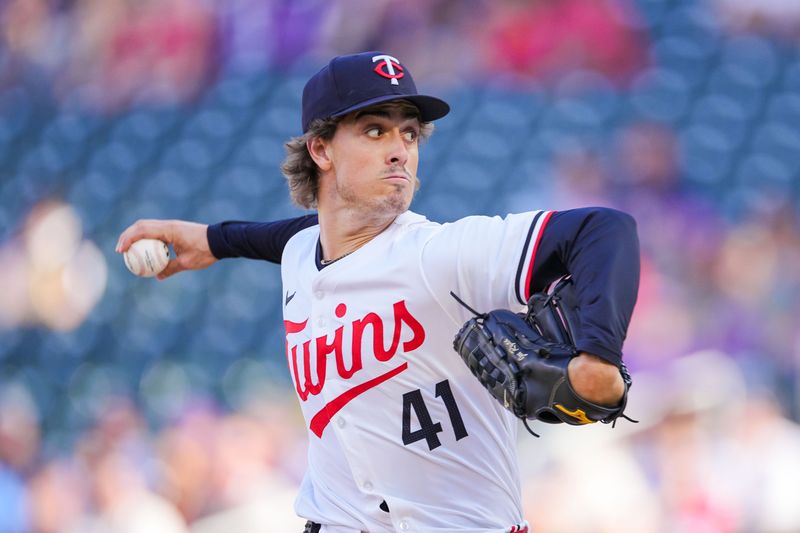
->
[207,214,319,264]
[529,207,640,366]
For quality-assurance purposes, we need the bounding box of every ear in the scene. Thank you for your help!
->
[307,136,332,172]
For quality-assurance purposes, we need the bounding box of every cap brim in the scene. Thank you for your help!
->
[331,93,450,123]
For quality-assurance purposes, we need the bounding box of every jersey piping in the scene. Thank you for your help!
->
[514,210,555,305]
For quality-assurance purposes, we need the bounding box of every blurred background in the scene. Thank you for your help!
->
[1,0,799,531]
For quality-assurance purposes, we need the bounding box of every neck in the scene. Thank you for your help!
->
[317,206,398,262]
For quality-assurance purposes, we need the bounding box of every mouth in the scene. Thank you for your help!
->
[383,173,410,182]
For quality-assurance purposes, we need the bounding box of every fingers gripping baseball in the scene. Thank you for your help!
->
[116,219,216,280]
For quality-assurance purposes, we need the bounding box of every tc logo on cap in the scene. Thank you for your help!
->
[372,54,404,85]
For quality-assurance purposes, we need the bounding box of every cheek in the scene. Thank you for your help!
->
[331,142,368,174]
[407,146,420,174]
[334,147,378,191]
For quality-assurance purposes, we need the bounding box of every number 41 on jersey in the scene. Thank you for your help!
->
[402,379,469,451]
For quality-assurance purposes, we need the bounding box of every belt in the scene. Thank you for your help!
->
[303,522,321,533]
[305,521,529,532]
[303,500,390,532]
[303,522,364,533]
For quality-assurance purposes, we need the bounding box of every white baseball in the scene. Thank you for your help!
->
[123,239,170,277]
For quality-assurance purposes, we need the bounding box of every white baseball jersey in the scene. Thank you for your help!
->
[280,210,552,532]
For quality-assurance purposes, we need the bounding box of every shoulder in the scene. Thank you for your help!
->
[421,210,553,272]
[438,210,552,240]
[289,218,320,238]
[391,210,438,231]
[283,221,320,254]
[398,210,548,234]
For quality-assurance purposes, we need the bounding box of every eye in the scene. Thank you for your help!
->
[365,127,382,138]
[403,130,418,142]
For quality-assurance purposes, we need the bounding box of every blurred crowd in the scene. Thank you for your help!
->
[3,0,800,531]
[522,351,800,533]
[1,0,653,111]
[0,383,309,532]
[2,352,799,532]
[3,0,800,111]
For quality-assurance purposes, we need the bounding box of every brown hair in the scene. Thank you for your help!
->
[280,101,434,209]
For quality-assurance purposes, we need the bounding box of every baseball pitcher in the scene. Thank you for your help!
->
[118,51,640,532]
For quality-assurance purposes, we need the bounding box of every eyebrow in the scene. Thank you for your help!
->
[354,109,420,122]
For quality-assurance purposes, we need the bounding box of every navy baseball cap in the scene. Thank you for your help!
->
[301,51,450,133]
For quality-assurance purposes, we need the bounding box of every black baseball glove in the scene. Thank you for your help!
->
[452,276,634,436]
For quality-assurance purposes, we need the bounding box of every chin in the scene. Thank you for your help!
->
[381,191,412,216]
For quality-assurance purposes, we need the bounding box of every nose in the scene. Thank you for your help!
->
[385,129,409,167]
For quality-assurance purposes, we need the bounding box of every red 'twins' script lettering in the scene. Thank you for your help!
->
[284,300,426,436]
[284,300,425,401]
